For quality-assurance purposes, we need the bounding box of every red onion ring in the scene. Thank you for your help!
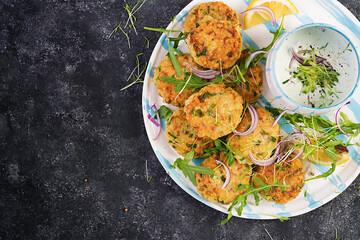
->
[272,108,290,127]
[185,62,220,79]
[276,131,309,163]
[215,160,231,189]
[289,56,295,68]
[249,144,281,166]
[148,104,161,140]
[246,51,267,69]
[291,48,335,70]
[234,105,259,136]
[291,48,310,66]
[241,6,276,27]
[335,101,351,136]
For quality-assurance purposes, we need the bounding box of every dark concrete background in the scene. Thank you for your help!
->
[1,0,360,239]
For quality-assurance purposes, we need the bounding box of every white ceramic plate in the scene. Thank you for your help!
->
[142,0,360,219]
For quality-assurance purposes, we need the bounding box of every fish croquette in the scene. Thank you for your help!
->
[195,151,252,204]
[184,84,244,140]
[152,53,201,107]
[187,19,242,70]
[253,158,305,204]
[228,106,280,165]
[165,108,214,158]
[183,1,240,36]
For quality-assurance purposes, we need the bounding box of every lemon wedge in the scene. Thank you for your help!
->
[307,148,350,166]
[244,0,298,29]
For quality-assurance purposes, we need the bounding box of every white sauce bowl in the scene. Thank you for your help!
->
[263,23,360,116]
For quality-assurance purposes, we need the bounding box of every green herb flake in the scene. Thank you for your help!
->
[158,105,173,121]
[197,48,207,57]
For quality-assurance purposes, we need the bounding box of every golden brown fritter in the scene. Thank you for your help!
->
[184,83,244,140]
[183,1,240,36]
[228,106,280,165]
[253,158,305,204]
[195,151,252,204]
[187,19,242,70]
[152,53,202,107]
[165,108,214,158]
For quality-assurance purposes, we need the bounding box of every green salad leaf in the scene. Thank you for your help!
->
[221,177,289,225]
[173,150,214,186]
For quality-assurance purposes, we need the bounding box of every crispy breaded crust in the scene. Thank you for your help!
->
[254,158,305,204]
[152,53,201,107]
[183,1,240,36]
[195,152,252,204]
[165,108,214,158]
[228,106,280,165]
[187,19,242,70]
[184,83,244,140]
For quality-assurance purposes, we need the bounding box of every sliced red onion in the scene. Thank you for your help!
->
[291,49,335,70]
[335,101,351,136]
[234,105,259,136]
[272,108,290,127]
[289,56,295,68]
[148,104,161,140]
[246,51,267,69]
[215,160,231,189]
[185,62,220,79]
[276,131,309,163]
[291,48,310,66]
[249,144,281,166]
[241,6,276,27]
[286,145,304,163]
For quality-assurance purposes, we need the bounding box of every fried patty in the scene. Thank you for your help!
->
[228,106,280,165]
[184,83,244,140]
[152,53,202,107]
[165,108,214,158]
[253,158,305,204]
[183,1,240,36]
[187,19,242,70]
[195,151,252,204]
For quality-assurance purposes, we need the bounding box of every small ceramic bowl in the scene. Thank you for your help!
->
[263,23,360,116]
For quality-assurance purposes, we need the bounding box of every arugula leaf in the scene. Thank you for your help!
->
[173,150,214,186]
[167,40,182,77]
[157,105,173,121]
[143,27,182,33]
[199,147,220,159]
[221,177,289,225]
[249,17,286,67]
[273,215,290,222]
[306,159,336,181]
[161,74,223,92]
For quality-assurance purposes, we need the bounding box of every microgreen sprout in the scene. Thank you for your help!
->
[109,0,149,48]
[121,53,147,91]
[264,229,274,240]
[109,22,131,48]
[124,0,148,34]
[144,36,153,48]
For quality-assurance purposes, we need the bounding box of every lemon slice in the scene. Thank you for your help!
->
[244,0,298,29]
[307,148,350,166]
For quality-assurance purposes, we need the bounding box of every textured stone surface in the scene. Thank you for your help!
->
[0,0,359,239]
